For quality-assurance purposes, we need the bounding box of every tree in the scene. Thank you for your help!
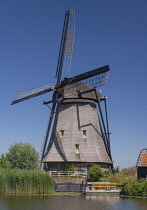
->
[114,165,120,174]
[6,142,39,170]
[0,154,10,168]
[121,166,137,176]
[88,164,105,181]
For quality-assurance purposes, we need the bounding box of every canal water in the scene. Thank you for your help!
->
[0,194,147,210]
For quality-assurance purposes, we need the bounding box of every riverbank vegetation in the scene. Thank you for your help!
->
[0,169,54,194]
[0,142,54,194]
[103,172,136,184]
[102,166,147,196]
[121,178,147,196]
[102,166,137,184]
[87,164,137,184]
[87,165,147,196]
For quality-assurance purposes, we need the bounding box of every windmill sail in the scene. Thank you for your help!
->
[61,65,109,97]
[11,9,75,106]
[60,65,109,87]
[11,83,51,105]
[56,8,75,84]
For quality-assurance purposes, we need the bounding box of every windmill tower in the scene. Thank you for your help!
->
[12,9,113,173]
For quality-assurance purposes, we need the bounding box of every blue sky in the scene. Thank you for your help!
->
[1,0,147,169]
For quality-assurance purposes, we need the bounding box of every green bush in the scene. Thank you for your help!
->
[121,179,147,195]
[66,164,75,171]
[88,164,105,181]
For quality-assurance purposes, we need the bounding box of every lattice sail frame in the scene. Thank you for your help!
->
[63,71,109,98]
[11,83,51,105]
[56,8,75,78]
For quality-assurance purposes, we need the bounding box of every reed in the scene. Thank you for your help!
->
[0,169,54,194]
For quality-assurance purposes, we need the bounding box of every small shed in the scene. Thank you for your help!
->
[136,149,147,179]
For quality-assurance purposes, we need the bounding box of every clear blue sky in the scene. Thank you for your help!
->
[1,0,147,169]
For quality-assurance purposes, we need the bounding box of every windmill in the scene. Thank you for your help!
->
[12,9,113,173]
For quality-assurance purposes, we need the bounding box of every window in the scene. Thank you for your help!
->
[60,130,65,138]
[93,107,96,114]
[75,144,79,154]
[83,130,87,138]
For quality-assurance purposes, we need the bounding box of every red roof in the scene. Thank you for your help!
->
[137,149,147,167]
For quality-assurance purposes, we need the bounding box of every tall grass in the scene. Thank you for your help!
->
[0,169,54,194]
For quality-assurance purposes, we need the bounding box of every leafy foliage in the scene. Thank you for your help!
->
[121,166,137,176]
[121,179,147,195]
[0,154,10,168]
[6,142,39,170]
[66,164,75,171]
[103,166,137,185]
[103,172,136,184]
[88,164,105,181]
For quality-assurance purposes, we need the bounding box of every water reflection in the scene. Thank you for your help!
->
[85,195,120,200]
[0,195,147,210]
[84,195,120,210]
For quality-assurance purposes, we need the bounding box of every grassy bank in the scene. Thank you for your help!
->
[0,169,54,194]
